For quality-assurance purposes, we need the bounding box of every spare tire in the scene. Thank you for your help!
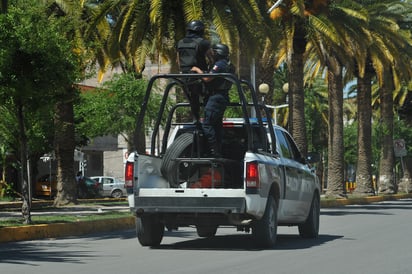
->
[161,133,195,187]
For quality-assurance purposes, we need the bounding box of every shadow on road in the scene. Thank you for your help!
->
[0,229,135,265]
[0,241,95,265]
[153,230,342,251]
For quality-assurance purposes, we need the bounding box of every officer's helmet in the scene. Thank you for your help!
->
[186,20,205,35]
[213,44,229,58]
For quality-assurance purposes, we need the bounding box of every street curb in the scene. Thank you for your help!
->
[0,216,135,243]
[320,193,412,207]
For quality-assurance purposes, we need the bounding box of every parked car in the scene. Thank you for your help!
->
[34,174,57,198]
[35,174,102,199]
[77,176,103,199]
[90,176,126,198]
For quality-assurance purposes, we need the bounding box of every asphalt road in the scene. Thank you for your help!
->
[1,199,411,274]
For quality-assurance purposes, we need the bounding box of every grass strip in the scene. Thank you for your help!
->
[0,211,132,227]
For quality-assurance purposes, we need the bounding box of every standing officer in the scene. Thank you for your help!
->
[191,43,235,157]
[177,20,213,123]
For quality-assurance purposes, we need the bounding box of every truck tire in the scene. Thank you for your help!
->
[136,216,164,246]
[298,194,320,238]
[252,196,277,248]
[196,225,218,238]
[161,133,194,187]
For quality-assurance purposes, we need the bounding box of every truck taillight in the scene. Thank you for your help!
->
[124,162,134,188]
[246,162,260,188]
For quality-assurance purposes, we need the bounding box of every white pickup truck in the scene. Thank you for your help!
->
[125,73,321,248]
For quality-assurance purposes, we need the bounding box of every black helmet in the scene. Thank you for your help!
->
[186,20,205,34]
[213,44,229,57]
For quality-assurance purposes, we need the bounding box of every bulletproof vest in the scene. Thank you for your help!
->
[177,37,203,72]
[213,61,235,91]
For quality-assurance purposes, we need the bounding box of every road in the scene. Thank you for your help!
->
[1,199,411,274]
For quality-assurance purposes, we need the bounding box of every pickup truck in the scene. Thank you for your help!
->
[125,73,321,248]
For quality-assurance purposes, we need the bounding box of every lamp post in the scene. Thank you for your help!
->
[272,104,289,125]
[261,82,289,125]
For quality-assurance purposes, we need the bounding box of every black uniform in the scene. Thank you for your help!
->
[203,58,234,156]
[177,33,211,121]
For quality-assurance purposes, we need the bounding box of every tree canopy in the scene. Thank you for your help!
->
[75,72,168,150]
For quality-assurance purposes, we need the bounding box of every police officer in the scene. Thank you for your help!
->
[177,20,213,123]
[191,43,234,157]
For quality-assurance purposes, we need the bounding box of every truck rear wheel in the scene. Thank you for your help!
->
[252,197,277,248]
[298,194,320,238]
[161,133,195,187]
[136,216,164,246]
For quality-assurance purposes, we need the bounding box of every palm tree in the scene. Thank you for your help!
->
[271,0,370,197]
[355,60,375,194]
[97,0,269,75]
[303,75,328,190]
[94,1,275,152]
[268,0,314,187]
[269,0,345,158]
[353,0,412,195]
[378,69,396,193]
[379,2,412,194]
[304,0,412,196]
[94,0,412,195]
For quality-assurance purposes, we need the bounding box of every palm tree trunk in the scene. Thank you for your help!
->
[354,68,374,195]
[258,41,276,106]
[378,70,395,194]
[53,97,77,206]
[325,60,345,197]
[288,21,307,156]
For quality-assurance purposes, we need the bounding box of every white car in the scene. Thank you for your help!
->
[90,176,126,198]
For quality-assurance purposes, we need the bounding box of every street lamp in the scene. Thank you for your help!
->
[282,82,289,99]
[261,82,289,125]
[259,83,270,103]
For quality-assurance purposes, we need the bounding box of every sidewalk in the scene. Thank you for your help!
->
[1,193,412,243]
[0,199,134,243]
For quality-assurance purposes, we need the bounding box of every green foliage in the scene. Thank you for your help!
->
[0,1,83,103]
[393,118,412,156]
[304,77,328,152]
[343,116,412,174]
[0,1,88,204]
[0,0,84,152]
[0,210,131,227]
[0,180,16,198]
[0,104,16,149]
[343,122,358,166]
[225,86,246,118]
[75,72,167,145]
